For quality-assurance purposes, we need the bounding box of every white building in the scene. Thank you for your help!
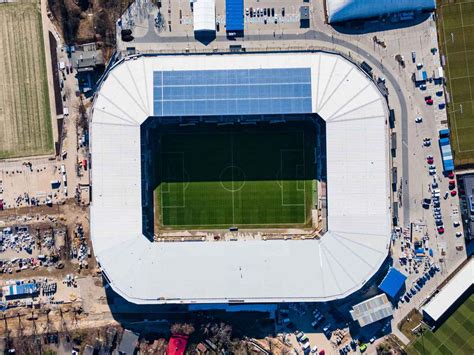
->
[326,0,436,23]
[422,259,474,325]
[90,52,391,304]
[193,0,216,33]
[350,294,393,327]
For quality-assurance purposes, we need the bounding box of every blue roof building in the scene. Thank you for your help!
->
[2,282,39,300]
[379,267,407,299]
[226,0,244,33]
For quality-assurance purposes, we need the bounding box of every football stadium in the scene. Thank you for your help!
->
[90,52,391,304]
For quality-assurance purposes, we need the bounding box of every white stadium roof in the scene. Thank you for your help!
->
[326,0,436,23]
[90,52,391,304]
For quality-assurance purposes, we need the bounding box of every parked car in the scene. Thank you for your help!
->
[451,190,457,196]
[437,226,445,234]
[415,116,423,123]
[456,232,463,238]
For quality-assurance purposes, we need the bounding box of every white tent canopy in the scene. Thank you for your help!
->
[193,0,216,32]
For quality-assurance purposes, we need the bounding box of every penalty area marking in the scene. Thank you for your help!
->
[160,152,186,209]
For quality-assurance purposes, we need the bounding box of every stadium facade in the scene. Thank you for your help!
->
[325,0,436,23]
[90,52,391,304]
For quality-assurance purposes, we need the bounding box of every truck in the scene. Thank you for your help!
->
[360,61,373,77]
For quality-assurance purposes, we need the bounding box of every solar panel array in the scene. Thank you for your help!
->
[153,68,312,117]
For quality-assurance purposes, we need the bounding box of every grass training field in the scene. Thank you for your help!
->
[0,0,53,159]
[407,294,474,355]
[154,123,316,229]
[438,0,474,166]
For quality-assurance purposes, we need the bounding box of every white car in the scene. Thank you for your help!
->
[453,221,460,227]
[311,345,318,353]
[295,331,304,340]
[456,232,463,238]
[415,116,423,123]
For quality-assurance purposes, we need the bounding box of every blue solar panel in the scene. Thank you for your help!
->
[153,68,312,117]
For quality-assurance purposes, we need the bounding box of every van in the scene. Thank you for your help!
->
[51,180,61,189]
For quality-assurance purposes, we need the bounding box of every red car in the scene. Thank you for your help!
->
[449,180,456,190]
[437,226,445,234]
[448,172,455,179]
[451,190,457,196]
[427,157,434,164]
[0,199,3,211]
[426,99,434,105]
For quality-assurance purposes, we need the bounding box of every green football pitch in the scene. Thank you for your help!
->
[407,294,474,355]
[154,123,316,229]
[438,0,474,166]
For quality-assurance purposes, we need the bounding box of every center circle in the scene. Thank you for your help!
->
[220,166,246,192]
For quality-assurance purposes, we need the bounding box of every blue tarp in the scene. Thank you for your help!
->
[379,267,407,299]
[226,0,244,31]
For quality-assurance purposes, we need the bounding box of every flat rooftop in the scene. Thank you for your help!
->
[90,52,391,304]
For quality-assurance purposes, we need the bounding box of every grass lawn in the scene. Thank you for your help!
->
[0,0,53,159]
[438,0,474,166]
[407,294,474,355]
[154,122,316,229]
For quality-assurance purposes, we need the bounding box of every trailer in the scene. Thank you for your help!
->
[438,130,454,173]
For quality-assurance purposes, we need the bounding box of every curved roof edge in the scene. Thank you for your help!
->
[90,52,392,304]
[326,0,436,23]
